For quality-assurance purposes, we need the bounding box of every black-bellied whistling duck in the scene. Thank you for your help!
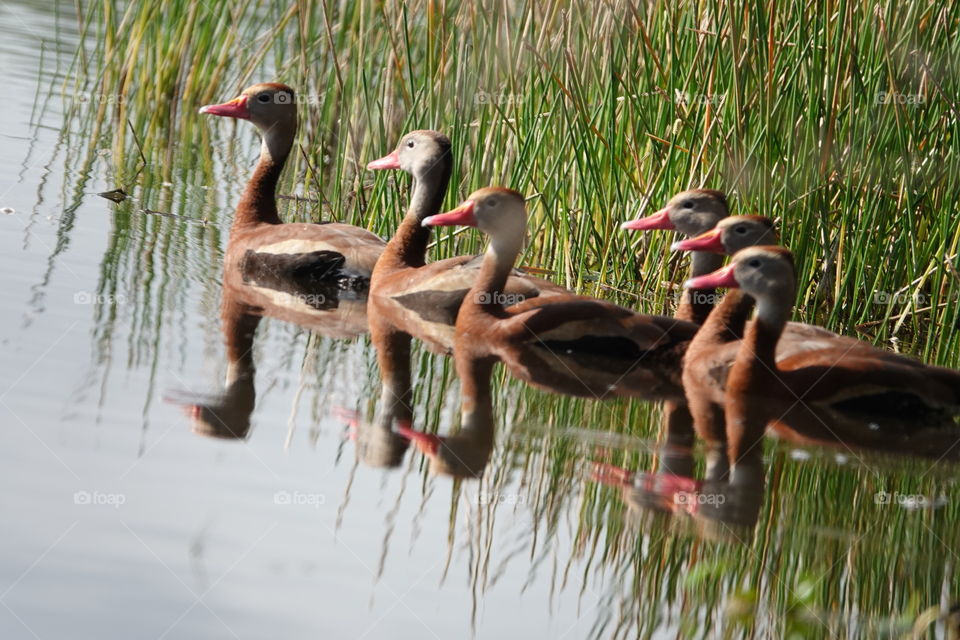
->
[200,83,385,287]
[366,131,568,351]
[424,187,698,398]
[685,246,960,470]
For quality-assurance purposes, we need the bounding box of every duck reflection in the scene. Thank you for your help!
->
[173,251,371,440]
[398,357,497,479]
[362,308,495,477]
[593,445,765,539]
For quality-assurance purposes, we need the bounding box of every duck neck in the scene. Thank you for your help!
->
[233,122,295,230]
[465,230,524,317]
[677,251,725,324]
[457,355,496,446]
[383,156,452,269]
[221,296,261,384]
[739,295,791,368]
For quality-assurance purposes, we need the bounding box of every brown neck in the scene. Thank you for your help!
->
[232,122,295,229]
[459,231,523,323]
[727,294,791,412]
[378,156,452,271]
[737,296,789,370]
[457,355,496,438]
[221,295,261,383]
[676,251,725,324]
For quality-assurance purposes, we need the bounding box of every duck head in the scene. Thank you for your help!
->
[422,187,527,238]
[685,245,796,305]
[367,130,452,179]
[622,189,729,236]
[200,82,297,160]
[672,215,778,254]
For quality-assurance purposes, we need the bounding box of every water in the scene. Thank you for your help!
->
[1,2,958,639]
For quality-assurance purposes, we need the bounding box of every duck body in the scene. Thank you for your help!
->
[228,221,384,290]
[428,188,699,400]
[684,247,960,467]
[371,252,565,354]
[201,83,385,289]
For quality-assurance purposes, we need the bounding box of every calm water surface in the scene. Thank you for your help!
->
[1,2,958,639]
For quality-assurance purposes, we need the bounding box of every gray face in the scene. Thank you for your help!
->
[245,88,297,131]
[718,217,778,254]
[470,190,528,239]
[665,190,729,236]
[731,248,796,301]
[395,130,451,177]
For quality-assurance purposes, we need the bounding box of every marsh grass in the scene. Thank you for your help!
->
[51,0,960,363]
[36,0,960,637]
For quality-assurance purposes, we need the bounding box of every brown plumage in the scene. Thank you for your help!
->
[201,83,385,288]
[685,246,960,469]
[426,188,699,400]
[367,134,567,354]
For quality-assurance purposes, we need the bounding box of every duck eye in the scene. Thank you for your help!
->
[682,200,694,209]
[486,198,497,207]
[406,139,416,148]
[747,259,762,268]
[735,225,747,234]
[256,93,271,103]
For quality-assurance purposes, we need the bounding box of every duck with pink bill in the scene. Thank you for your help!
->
[364,137,569,445]
[425,187,699,401]
[680,246,960,473]
[199,83,385,289]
